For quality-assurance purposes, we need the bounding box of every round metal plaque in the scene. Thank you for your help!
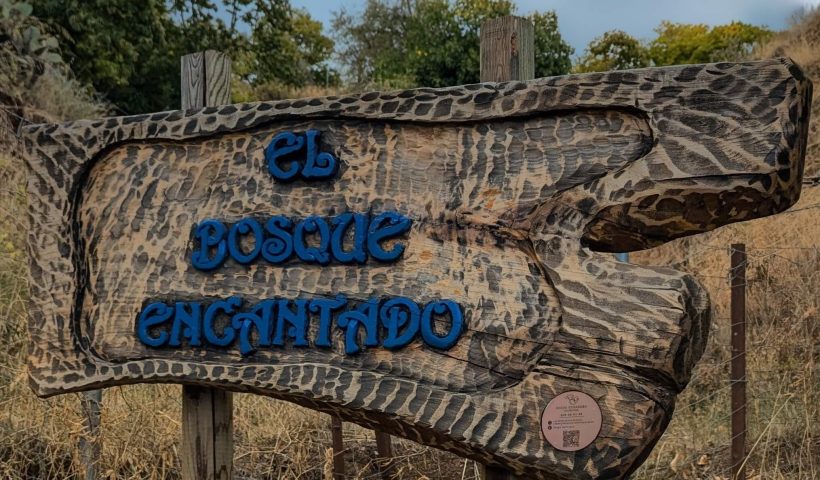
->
[541,391,602,451]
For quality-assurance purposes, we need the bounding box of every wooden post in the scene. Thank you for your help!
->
[477,15,534,480]
[375,429,395,479]
[478,465,518,480]
[181,50,232,110]
[479,16,535,83]
[79,389,102,480]
[730,244,747,480]
[180,50,233,480]
[330,416,346,480]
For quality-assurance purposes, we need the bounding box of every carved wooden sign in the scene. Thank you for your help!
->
[22,58,810,479]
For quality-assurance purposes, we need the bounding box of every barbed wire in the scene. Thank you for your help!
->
[0,105,33,138]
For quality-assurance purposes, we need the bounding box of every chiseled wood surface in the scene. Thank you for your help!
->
[22,58,810,479]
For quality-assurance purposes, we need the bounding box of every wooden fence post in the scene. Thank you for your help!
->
[330,416,346,479]
[180,50,234,480]
[477,15,534,480]
[730,244,747,480]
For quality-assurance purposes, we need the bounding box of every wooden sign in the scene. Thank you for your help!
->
[22,58,810,479]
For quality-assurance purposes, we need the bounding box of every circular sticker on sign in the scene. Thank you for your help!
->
[541,391,602,451]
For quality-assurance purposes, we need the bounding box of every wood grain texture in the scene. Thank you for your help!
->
[21,59,811,479]
[203,51,231,107]
[480,16,535,83]
[180,52,205,110]
[179,49,234,480]
[180,51,231,110]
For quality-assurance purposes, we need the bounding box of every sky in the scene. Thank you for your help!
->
[293,0,820,57]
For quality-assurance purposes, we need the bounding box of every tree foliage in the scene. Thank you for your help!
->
[254,5,336,86]
[19,0,777,112]
[31,0,175,113]
[574,30,648,73]
[331,0,412,87]
[30,0,336,113]
[531,11,573,78]
[576,21,773,73]
[333,0,573,88]
[649,20,773,66]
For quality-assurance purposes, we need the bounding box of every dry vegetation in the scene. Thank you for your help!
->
[628,13,820,479]
[1,11,819,480]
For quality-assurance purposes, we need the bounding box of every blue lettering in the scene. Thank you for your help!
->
[380,298,420,350]
[265,130,338,181]
[273,299,309,347]
[265,131,305,181]
[170,301,202,347]
[421,300,464,350]
[337,299,380,354]
[191,220,227,271]
[228,218,264,264]
[262,216,293,263]
[203,296,241,346]
[310,295,347,347]
[137,302,173,347]
[302,130,339,179]
[331,213,368,264]
[293,216,331,265]
[336,310,369,355]
[191,212,412,268]
[367,212,413,262]
[136,296,465,356]
[232,300,274,356]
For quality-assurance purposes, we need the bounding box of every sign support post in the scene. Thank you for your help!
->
[330,416,346,479]
[375,430,395,478]
[477,15,535,480]
[179,50,234,480]
[79,389,102,480]
[480,16,534,83]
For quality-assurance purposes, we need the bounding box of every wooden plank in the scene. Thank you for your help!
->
[480,16,534,83]
[180,51,234,480]
[21,58,811,479]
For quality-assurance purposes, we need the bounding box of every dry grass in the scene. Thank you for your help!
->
[630,187,820,480]
[1,11,820,480]
[628,13,820,477]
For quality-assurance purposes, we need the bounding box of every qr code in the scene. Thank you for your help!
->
[562,430,580,448]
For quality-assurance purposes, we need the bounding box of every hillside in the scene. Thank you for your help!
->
[0,10,817,480]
